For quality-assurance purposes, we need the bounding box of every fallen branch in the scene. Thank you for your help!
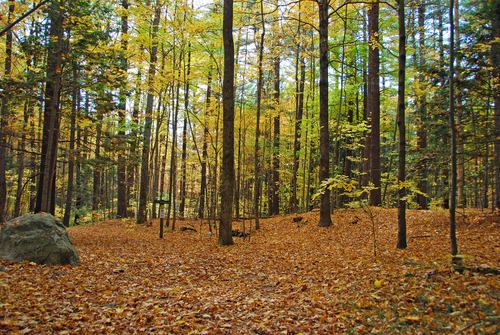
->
[454,321,482,335]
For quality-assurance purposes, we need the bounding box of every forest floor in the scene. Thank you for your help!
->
[1,208,500,334]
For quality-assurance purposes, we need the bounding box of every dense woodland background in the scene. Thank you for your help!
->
[0,0,499,232]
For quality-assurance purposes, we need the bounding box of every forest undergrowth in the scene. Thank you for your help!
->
[1,208,499,334]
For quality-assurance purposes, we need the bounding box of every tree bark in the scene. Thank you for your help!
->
[396,0,407,249]
[137,1,161,224]
[35,0,65,214]
[0,2,15,222]
[318,0,332,227]
[93,105,103,212]
[179,47,191,217]
[62,70,78,227]
[368,0,381,206]
[198,73,211,219]
[416,2,428,209]
[271,56,280,216]
[253,1,265,230]
[117,0,128,218]
[492,2,500,209]
[449,0,458,256]
[219,0,235,246]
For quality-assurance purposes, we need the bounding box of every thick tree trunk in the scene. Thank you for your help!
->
[368,0,381,206]
[35,0,65,214]
[137,2,161,224]
[219,0,235,246]
[318,0,332,227]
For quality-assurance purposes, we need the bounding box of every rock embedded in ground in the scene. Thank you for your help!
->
[0,213,80,266]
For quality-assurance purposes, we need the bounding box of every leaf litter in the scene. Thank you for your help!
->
[1,208,499,334]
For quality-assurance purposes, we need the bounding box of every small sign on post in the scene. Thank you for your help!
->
[153,199,170,239]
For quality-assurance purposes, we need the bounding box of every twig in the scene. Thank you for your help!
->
[454,321,482,335]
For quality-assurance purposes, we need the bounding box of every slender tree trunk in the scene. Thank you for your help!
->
[318,0,332,227]
[396,0,407,249]
[368,0,381,206]
[0,2,15,222]
[361,12,370,193]
[494,98,500,209]
[492,4,500,209]
[93,106,103,212]
[137,2,161,224]
[455,0,465,208]
[449,0,458,255]
[14,102,29,217]
[179,47,191,217]
[199,73,211,219]
[151,95,164,218]
[62,70,78,227]
[166,79,181,230]
[219,0,235,246]
[253,2,265,230]
[117,0,129,218]
[271,56,280,216]
[416,3,428,209]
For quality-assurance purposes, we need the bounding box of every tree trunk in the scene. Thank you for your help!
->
[492,3,500,209]
[449,0,458,256]
[14,102,29,217]
[0,2,15,222]
[179,48,191,217]
[35,0,65,214]
[219,0,235,246]
[253,2,265,230]
[166,78,180,230]
[150,94,164,219]
[318,0,332,227]
[199,73,211,219]
[137,1,161,224]
[416,2,428,209]
[397,0,407,249]
[455,0,465,208]
[368,0,381,206]
[361,12,370,194]
[93,106,103,212]
[271,56,280,216]
[62,70,78,227]
[117,0,129,218]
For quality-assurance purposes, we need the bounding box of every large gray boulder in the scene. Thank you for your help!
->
[0,213,80,266]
